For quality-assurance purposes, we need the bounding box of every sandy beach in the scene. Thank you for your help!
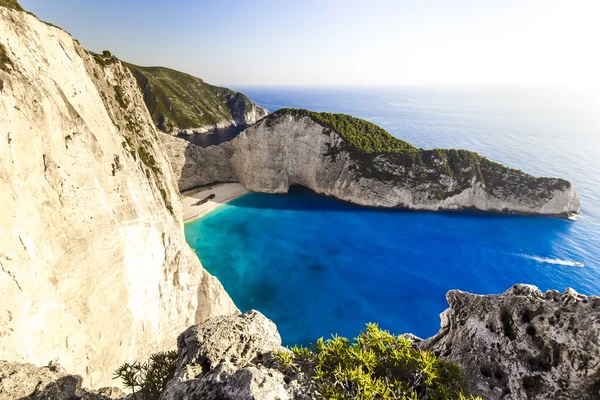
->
[182,183,249,223]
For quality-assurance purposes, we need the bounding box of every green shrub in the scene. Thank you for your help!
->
[114,350,178,400]
[276,323,481,400]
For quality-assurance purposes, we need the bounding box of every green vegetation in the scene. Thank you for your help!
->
[0,0,24,11]
[90,50,118,67]
[114,85,129,108]
[270,109,417,153]
[123,62,254,132]
[276,323,480,400]
[114,351,178,400]
[0,43,12,72]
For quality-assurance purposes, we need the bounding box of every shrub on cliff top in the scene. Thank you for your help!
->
[275,323,481,400]
[0,0,24,11]
[272,108,417,154]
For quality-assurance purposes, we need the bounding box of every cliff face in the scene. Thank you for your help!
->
[164,110,580,216]
[0,6,236,388]
[124,63,268,135]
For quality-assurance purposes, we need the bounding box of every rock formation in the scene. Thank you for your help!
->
[425,284,600,399]
[0,5,236,388]
[124,63,268,135]
[0,360,124,400]
[162,109,580,216]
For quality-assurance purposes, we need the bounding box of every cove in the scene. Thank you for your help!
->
[185,186,595,346]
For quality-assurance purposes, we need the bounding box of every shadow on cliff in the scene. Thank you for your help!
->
[179,124,245,147]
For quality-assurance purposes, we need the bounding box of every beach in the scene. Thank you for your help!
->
[182,183,249,223]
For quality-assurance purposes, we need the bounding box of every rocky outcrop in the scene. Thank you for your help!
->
[156,287,600,399]
[159,133,237,192]
[0,360,123,400]
[159,311,312,400]
[124,63,268,136]
[0,6,236,388]
[163,109,580,216]
[425,285,600,400]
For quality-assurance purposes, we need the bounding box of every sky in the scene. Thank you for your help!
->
[20,0,600,88]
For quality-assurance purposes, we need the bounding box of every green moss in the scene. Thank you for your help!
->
[0,43,13,72]
[276,323,480,400]
[137,146,160,175]
[0,0,24,11]
[123,62,252,132]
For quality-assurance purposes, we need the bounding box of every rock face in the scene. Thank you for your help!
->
[124,63,268,136]
[162,109,580,216]
[425,285,600,400]
[0,6,236,388]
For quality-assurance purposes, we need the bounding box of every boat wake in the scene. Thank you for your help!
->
[518,254,584,267]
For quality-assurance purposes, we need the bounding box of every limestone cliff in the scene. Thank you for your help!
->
[124,63,269,135]
[0,5,236,388]
[162,109,580,216]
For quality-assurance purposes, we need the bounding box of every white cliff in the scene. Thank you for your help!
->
[0,6,236,388]
[162,110,580,216]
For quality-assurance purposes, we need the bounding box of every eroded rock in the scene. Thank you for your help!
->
[425,284,600,399]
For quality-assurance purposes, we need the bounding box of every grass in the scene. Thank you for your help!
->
[0,0,24,11]
[275,323,481,400]
[123,62,255,133]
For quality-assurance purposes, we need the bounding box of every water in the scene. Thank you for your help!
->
[185,86,600,345]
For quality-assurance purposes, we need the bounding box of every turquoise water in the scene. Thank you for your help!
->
[185,86,600,345]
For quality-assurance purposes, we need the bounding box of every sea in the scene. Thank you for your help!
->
[184,86,600,346]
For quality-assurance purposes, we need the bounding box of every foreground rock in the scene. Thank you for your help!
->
[0,360,123,400]
[162,109,580,216]
[0,5,235,387]
[162,286,600,399]
[160,310,312,400]
[425,285,600,399]
[6,287,598,399]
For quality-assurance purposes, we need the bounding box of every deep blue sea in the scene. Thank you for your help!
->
[185,86,600,345]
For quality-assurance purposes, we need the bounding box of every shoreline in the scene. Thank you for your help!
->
[182,182,250,223]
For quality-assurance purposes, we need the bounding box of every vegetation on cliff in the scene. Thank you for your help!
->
[0,0,24,11]
[275,323,480,400]
[267,108,570,201]
[270,108,417,153]
[114,351,178,400]
[124,62,258,133]
[0,42,13,71]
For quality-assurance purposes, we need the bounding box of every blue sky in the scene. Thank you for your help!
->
[20,0,600,88]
